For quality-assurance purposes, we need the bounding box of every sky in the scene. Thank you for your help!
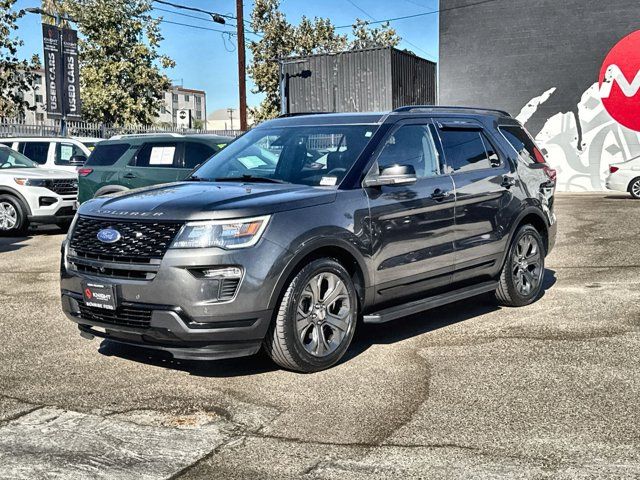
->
[13,0,440,117]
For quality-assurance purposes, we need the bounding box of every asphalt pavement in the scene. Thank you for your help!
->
[0,193,639,479]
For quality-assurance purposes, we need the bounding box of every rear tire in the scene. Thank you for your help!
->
[264,258,358,373]
[496,225,545,307]
[0,194,29,236]
[628,177,640,199]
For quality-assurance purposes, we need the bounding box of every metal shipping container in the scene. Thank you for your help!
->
[281,47,437,114]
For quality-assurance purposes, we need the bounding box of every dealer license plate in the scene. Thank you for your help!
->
[82,282,117,310]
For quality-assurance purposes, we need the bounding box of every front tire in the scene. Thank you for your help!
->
[496,225,545,307]
[264,258,358,373]
[629,177,640,199]
[0,195,29,236]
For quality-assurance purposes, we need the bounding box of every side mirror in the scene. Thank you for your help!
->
[363,164,417,188]
[69,154,87,166]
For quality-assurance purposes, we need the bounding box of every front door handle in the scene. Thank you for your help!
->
[123,173,137,179]
[430,188,452,201]
[501,175,516,188]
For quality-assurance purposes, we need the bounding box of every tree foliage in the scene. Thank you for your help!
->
[248,0,401,122]
[63,0,175,124]
[0,0,39,118]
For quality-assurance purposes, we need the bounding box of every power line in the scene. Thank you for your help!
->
[153,0,233,21]
[336,0,501,28]
[152,17,235,34]
[344,0,437,61]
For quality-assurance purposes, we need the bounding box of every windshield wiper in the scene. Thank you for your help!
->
[186,175,210,182]
[214,175,289,184]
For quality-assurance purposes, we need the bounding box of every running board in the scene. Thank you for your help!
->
[362,281,499,324]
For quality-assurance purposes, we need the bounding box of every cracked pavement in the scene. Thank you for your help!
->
[1,193,639,479]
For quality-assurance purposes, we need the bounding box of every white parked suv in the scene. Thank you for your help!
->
[0,145,78,234]
[606,156,640,199]
[0,137,91,173]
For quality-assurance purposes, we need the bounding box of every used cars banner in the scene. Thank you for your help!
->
[42,24,63,118]
[62,28,82,119]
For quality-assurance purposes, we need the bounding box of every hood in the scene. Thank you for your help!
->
[79,181,337,221]
[4,168,77,179]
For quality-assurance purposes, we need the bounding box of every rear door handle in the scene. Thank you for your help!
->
[431,188,452,201]
[501,175,516,188]
[123,173,137,179]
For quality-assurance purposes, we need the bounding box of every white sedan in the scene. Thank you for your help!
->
[606,156,640,199]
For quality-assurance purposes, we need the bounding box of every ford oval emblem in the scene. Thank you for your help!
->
[97,228,121,244]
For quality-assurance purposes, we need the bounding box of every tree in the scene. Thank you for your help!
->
[248,0,401,122]
[351,19,401,50]
[0,0,39,118]
[63,0,175,124]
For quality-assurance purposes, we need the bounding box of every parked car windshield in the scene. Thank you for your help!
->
[0,147,38,169]
[193,125,377,186]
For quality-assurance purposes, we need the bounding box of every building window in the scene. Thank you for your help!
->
[35,94,43,103]
[33,75,42,87]
[195,96,202,105]
[196,111,202,120]
[36,113,45,122]
[172,93,178,102]
[184,94,190,102]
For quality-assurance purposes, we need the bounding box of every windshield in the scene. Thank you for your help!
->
[0,147,38,169]
[193,125,377,186]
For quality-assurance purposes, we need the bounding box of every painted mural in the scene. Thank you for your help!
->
[517,83,640,191]
[516,30,640,192]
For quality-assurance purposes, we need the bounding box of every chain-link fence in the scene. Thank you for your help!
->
[0,118,244,139]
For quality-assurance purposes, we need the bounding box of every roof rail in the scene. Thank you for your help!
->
[109,132,184,140]
[393,105,512,117]
[277,112,331,118]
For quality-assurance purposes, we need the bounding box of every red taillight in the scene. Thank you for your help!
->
[543,166,557,182]
[77,168,93,177]
[609,165,619,174]
[533,147,546,164]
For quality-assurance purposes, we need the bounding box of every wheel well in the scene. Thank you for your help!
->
[283,246,366,308]
[628,177,640,191]
[517,213,548,253]
[0,188,31,215]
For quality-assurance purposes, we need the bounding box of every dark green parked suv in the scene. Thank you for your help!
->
[78,133,233,204]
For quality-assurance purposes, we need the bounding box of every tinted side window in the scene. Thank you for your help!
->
[86,143,130,166]
[499,125,545,164]
[55,142,85,165]
[376,124,440,178]
[134,143,178,168]
[439,129,495,173]
[184,142,216,169]
[20,142,49,164]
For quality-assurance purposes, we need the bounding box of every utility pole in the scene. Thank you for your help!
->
[236,0,247,131]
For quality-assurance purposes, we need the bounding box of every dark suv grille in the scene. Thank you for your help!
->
[68,216,183,280]
[77,300,153,328]
[70,217,182,259]
[49,179,78,196]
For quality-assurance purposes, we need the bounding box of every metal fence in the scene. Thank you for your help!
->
[0,118,244,139]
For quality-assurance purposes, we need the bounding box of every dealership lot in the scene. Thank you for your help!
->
[1,193,639,479]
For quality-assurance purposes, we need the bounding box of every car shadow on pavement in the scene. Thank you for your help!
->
[0,226,64,253]
[98,269,557,376]
[603,194,635,200]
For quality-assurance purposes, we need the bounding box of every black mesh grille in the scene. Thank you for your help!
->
[220,278,240,300]
[70,217,183,260]
[77,300,153,328]
[49,179,78,196]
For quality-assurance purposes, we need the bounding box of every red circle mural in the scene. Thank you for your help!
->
[600,30,640,131]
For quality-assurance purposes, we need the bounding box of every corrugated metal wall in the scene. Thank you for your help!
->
[391,49,437,108]
[283,48,435,113]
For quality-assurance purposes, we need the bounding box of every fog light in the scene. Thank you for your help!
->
[201,267,242,279]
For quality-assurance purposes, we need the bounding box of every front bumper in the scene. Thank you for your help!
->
[29,193,77,224]
[60,238,291,360]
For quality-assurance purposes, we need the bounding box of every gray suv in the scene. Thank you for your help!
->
[61,107,557,372]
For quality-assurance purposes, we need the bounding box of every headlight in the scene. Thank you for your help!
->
[171,216,270,249]
[14,178,49,187]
